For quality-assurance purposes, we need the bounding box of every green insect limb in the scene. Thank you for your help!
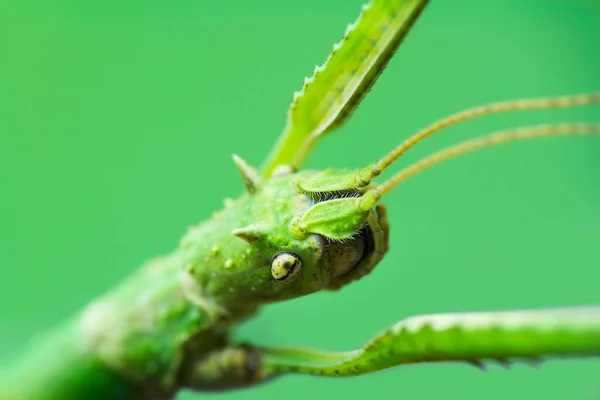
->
[254,306,600,377]
[173,306,600,389]
[180,344,267,391]
[262,0,430,177]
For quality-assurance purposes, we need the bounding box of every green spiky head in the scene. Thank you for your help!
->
[179,156,384,312]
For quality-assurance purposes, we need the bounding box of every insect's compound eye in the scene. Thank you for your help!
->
[271,252,303,282]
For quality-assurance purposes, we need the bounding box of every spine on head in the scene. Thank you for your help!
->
[232,223,268,244]
[232,154,263,193]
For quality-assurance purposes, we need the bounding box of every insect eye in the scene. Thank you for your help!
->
[271,252,303,282]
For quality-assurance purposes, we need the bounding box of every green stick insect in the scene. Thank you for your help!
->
[1,0,599,399]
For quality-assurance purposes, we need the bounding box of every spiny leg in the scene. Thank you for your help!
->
[181,306,600,391]
[259,306,600,376]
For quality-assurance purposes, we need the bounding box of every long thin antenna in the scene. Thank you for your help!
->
[357,93,600,183]
[359,124,600,210]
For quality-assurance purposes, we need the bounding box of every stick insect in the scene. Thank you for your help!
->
[1,0,599,399]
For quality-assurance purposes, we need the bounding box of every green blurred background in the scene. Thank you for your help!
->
[1,0,599,399]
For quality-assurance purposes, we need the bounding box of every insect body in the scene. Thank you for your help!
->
[1,1,599,399]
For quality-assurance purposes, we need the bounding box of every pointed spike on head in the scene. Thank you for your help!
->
[232,223,268,244]
[232,154,263,193]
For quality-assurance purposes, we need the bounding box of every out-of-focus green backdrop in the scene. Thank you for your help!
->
[1,0,599,399]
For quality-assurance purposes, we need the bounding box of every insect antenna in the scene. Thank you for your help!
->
[291,95,599,241]
[355,92,600,184]
[358,123,600,210]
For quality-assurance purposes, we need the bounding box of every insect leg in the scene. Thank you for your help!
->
[181,305,600,389]
[249,306,600,379]
[359,205,390,278]
[180,344,273,392]
[375,204,390,254]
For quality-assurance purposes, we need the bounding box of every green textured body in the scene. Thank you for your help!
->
[1,170,364,399]
[3,0,600,398]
